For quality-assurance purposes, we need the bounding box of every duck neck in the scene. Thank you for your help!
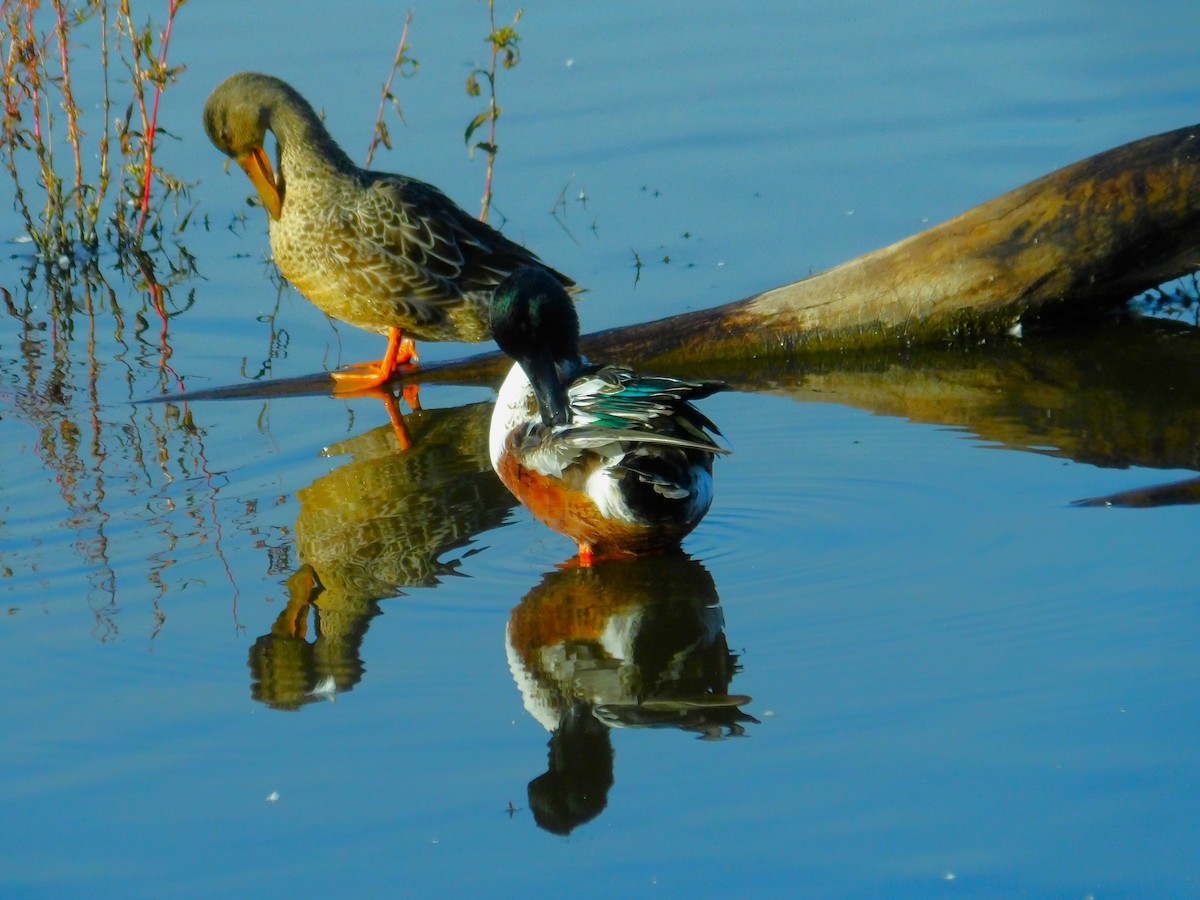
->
[269,95,357,183]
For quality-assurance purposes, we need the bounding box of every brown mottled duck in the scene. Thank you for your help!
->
[202,71,573,393]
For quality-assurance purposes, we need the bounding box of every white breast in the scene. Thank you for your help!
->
[489,363,535,471]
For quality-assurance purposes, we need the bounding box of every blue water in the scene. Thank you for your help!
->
[2,1,1200,897]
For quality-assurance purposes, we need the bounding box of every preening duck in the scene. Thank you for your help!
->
[488,267,729,564]
[203,72,573,392]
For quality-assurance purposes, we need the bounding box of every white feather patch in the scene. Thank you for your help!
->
[489,363,535,471]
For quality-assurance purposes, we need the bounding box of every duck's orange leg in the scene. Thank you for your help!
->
[273,565,319,639]
[377,390,413,451]
[330,327,418,393]
[401,382,422,412]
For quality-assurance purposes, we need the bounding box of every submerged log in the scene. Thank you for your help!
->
[581,122,1200,368]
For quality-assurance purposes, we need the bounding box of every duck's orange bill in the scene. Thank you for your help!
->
[237,146,282,220]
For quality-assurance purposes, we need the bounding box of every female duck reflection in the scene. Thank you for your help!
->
[249,401,516,710]
[507,553,756,835]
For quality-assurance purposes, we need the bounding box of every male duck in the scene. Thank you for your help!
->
[203,72,573,392]
[489,267,729,564]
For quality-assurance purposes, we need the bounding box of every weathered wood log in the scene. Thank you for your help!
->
[578,122,1200,369]
[169,122,1200,402]
[384,121,1200,386]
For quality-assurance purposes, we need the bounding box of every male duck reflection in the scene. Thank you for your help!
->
[203,72,573,392]
[489,267,730,564]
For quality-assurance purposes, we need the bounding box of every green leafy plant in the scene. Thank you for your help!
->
[465,1,521,222]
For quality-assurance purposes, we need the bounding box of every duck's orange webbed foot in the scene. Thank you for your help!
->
[329,327,418,394]
[330,363,392,393]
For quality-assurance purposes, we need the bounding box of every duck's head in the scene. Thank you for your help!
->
[491,267,582,428]
[203,72,292,220]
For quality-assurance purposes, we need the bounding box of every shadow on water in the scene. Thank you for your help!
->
[247,401,516,709]
[506,553,754,835]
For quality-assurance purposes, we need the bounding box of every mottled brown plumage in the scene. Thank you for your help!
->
[203,71,572,390]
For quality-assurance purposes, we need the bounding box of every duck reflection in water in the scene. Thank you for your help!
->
[249,401,516,709]
[507,553,756,835]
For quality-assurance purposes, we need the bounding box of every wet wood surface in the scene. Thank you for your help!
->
[579,122,1200,367]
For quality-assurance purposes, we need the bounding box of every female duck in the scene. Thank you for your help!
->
[489,267,729,564]
[203,72,572,391]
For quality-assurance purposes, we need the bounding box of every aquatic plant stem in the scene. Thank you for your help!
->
[51,0,84,238]
[480,1,499,222]
[94,1,113,236]
[466,2,521,223]
[133,0,184,239]
[365,10,414,168]
[2,1,184,257]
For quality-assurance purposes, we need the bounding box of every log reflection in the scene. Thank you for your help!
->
[745,318,1200,475]
[403,314,1200,481]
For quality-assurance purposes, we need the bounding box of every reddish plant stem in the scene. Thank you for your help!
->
[51,0,82,213]
[134,0,183,238]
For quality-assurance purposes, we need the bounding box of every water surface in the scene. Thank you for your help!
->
[2,1,1199,896]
